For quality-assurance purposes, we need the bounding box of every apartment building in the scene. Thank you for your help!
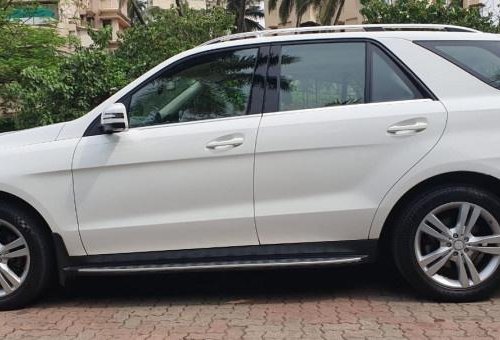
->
[265,0,485,28]
[148,0,206,10]
[9,0,131,47]
[147,0,223,10]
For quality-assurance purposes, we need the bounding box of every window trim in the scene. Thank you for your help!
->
[84,43,269,137]
[263,38,437,114]
[415,40,500,90]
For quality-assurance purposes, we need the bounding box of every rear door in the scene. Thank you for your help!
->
[254,40,447,244]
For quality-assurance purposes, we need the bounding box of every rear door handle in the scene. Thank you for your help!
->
[387,119,428,136]
[206,136,244,151]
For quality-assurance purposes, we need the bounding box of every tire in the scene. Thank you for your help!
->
[392,185,500,302]
[0,203,54,310]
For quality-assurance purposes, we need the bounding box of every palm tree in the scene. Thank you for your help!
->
[268,0,345,27]
[122,0,146,25]
[227,0,265,32]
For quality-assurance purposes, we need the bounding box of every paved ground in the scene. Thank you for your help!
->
[1,263,500,339]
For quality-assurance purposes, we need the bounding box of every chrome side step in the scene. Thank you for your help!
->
[74,256,365,275]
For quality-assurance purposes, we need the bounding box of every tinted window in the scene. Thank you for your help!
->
[371,45,423,102]
[279,42,366,111]
[128,48,258,128]
[417,40,500,89]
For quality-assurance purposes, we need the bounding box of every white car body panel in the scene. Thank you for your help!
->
[0,124,86,255]
[369,98,500,239]
[73,115,261,255]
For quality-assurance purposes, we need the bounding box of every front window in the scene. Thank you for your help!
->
[127,48,258,128]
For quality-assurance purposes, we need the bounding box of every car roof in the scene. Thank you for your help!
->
[195,24,500,54]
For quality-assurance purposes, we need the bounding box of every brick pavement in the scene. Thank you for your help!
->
[1,264,500,339]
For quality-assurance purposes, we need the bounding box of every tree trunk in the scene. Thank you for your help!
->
[176,0,184,16]
[296,14,301,27]
[238,0,247,32]
[130,0,145,25]
[333,0,345,25]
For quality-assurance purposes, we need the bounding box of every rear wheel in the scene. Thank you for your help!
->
[0,204,54,310]
[393,185,500,301]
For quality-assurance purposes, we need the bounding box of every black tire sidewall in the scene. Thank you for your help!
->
[393,185,500,302]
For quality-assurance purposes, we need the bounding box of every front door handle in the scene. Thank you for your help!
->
[387,119,428,136]
[206,136,244,151]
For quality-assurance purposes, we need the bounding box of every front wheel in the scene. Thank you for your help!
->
[393,185,500,301]
[0,204,54,310]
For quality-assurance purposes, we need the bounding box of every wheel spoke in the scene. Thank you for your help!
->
[457,203,471,235]
[2,247,28,259]
[468,234,500,245]
[0,263,20,289]
[426,250,453,276]
[463,252,481,285]
[420,223,450,242]
[425,214,452,237]
[468,245,500,255]
[456,252,469,288]
[464,205,482,237]
[0,238,24,255]
[0,272,13,293]
[0,221,29,296]
[419,247,452,267]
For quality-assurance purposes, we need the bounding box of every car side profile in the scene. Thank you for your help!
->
[2,24,500,309]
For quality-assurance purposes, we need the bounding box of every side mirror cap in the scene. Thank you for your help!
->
[101,103,128,134]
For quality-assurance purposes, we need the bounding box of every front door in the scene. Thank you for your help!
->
[73,47,263,255]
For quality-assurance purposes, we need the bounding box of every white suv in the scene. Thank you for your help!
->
[2,24,500,309]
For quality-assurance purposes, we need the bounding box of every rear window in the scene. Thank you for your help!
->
[416,40,500,89]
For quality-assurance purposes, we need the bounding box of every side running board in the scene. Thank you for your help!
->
[70,256,366,275]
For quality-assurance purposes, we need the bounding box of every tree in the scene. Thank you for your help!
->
[227,0,264,32]
[127,0,146,25]
[268,0,345,27]
[0,0,66,128]
[360,0,500,33]
[116,7,234,79]
[0,0,64,86]
[6,28,128,129]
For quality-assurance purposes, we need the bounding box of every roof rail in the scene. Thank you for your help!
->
[201,24,480,46]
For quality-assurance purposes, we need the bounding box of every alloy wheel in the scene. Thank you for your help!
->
[0,219,30,297]
[415,202,500,289]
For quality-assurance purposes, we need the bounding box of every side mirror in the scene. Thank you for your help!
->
[101,103,129,134]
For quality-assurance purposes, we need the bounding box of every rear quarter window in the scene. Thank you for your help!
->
[416,40,500,89]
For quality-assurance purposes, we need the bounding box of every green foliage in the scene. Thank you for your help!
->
[7,48,128,129]
[0,116,15,133]
[116,7,234,79]
[0,25,64,86]
[5,7,235,131]
[360,0,500,33]
[268,0,344,26]
[227,0,263,32]
[0,1,65,86]
[0,0,66,130]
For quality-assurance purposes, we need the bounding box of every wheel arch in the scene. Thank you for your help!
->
[0,190,71,284]
[376,171,500,255]
[0,190,54,240]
